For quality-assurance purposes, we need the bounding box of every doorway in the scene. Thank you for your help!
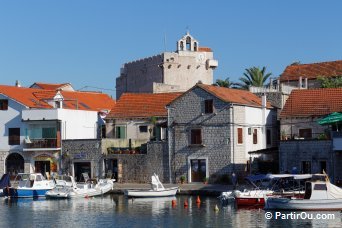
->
[74,162,91,182]
[105,159,118,181]
[190,159,207,182]
[35,161,51,177]
[6,153,24,179]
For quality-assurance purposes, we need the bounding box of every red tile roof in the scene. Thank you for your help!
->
[108,93,183,118]
[198,47,212,52]
[280,88,342,118]
[30,82,72,90]
[0,85,115,112]
[280,60,342,82]
[196,84,272,108]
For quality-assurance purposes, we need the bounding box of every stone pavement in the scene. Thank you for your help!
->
[112,183,236,196]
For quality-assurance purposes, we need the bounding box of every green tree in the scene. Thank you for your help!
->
[236,66,272,89]
[317,76,342,88]
[213,77,237,88]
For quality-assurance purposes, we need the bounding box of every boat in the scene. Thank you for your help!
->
[219,174,311,207]
[265,174,342,211]
[4,173,55,198]
[0,173,11,196]
[124,174,178,198]
[45,174,113,199]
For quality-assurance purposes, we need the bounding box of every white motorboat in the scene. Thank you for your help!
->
[219,174,310,206]
[4,173,55,198]
[124,174,179,198]
[46,175,113,199]
[265,174,342,211]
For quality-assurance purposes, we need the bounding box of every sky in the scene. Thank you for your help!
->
[0,0,342,98]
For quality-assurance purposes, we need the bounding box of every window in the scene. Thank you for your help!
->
[302,161,311,174]
[139,126,148,133]
[180,41,184,51]
[115,126,126,139]
[190,129,202,145]
[253,129,258,144]
[9,128,20,145]
[237,128,243,144]
[204,99,213,114]
[299,128,312,139]
[194,42,198,51]
[266,129,271,145]
[0,99,8,110]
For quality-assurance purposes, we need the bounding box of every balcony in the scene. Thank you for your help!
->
[23,138,60,151]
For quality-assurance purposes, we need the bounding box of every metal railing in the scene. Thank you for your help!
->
[24,138,59,148]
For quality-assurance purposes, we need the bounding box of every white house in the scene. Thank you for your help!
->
[0,84,115,178]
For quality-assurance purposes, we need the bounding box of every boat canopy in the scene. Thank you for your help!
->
[246,174,312,182]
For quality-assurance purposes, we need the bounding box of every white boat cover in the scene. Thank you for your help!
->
[327,182,342,199]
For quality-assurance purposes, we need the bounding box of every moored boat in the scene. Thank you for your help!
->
[265,175,342,211]
[124,174,178,198]
[4,173,55,198]
[45,175,113,199]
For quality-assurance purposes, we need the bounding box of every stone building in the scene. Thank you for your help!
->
[167,84,277,183]
[279,88,342,185]
[102,92,181,182]
[115,32,218,98]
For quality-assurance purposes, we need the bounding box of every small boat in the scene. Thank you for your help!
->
[219,174,310,206]
[265,174,342,211]
[124,174,178,198]
[4,173,55,198]
[45,175,113,199]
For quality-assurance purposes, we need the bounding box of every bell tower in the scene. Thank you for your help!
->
[177,32,199,52]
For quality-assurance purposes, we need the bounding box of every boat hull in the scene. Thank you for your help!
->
[124,187,179,198]
[236,197,265,206]
[4,188,52,198]
[265,197,342,211]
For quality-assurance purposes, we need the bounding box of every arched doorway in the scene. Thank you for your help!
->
[6,153,24,179]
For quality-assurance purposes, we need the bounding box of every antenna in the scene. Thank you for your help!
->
[186,26,190,35]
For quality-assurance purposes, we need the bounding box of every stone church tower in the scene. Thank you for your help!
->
[116,32,218,98]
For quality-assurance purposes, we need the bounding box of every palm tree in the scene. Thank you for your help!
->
[237,66,272,89]
[213,77,237,88]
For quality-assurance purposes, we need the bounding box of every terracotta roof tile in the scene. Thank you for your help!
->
[280,88,342,118]
[196,84,272,108]
[31,82,72,90]
[108,93,182,118]
[0,85,115,112]
[280,60,342,82]
[198,47,212,52]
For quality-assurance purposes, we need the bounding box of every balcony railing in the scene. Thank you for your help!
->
[24,138,59,149]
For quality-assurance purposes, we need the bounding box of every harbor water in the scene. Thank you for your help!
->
[0,195,341,227]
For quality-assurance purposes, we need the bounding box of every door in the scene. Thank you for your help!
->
[74,162,91,182]
[35,161,51,177]
[190,159,206,182]
[105,159,118,181]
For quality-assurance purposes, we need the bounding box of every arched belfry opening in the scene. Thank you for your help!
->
[177,32,199,52]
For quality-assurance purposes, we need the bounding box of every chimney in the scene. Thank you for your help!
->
[15,80,21,87]
[262,94,267,108]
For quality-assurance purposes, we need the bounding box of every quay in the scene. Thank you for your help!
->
[111,183,234,196]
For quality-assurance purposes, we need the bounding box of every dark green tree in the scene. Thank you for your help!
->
[213,77,237,88]
[317,76,342,88]
[236,66,272,89]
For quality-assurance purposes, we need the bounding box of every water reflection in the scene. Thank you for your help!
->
[0,195,341,228]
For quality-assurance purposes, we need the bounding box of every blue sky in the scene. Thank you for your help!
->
[0,1,341,98]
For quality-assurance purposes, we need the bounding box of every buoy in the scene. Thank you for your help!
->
[196,196,201,204]
[214,204,219,212]
[172,199,177,207]
[184,200,188,207]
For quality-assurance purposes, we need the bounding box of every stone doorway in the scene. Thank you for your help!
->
[6,153,24,179]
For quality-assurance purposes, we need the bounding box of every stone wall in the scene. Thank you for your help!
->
[104,141,169,183]
[279,140,332,175]
[62,139,103,178]
[169,87,232,183]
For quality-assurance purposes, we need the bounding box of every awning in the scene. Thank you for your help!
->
[318,112,342,125]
